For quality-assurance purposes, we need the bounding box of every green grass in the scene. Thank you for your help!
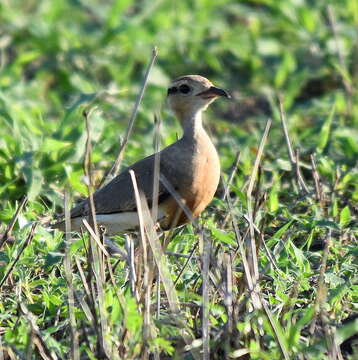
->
[0,0,357,359]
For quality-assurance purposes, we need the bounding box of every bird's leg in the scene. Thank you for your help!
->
[125,234,138,299]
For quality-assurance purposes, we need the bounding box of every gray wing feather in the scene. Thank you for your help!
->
[70,152,174,219]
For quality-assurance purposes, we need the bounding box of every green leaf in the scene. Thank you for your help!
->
[0,251,9,264]
[288,306,314,347]
[27,169,43,201]
[44,252,64,269]
[317,105,335,153]
[125,295,143,333]
[339,206,351,227]
[325,273,345,286]
[210,227,236,246]
[328,283,349,305]
[268,185,279,212]
[67,168,88,195]
[272,220,294,239]
[336,318,358,345]
[276,158,292,171]
[314,219,339,229]
[291,242,306,268]
[41,138,72,153]
[275,50,296,87]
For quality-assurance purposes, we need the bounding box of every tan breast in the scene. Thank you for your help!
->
[159,132,220,229]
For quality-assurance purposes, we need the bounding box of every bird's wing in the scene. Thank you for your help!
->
[69,151,177,219]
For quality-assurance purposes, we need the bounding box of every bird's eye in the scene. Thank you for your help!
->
[179,84,191,94]
[167,87,178,95]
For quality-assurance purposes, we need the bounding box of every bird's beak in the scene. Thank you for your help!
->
[196,86,231,99]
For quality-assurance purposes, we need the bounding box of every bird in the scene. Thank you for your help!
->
[53,75,230,235]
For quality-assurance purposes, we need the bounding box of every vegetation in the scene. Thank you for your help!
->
[0,0,357,359]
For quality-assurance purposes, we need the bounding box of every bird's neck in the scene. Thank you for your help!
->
[179,110,205,140]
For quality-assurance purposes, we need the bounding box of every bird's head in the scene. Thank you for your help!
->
[167,75,230,119]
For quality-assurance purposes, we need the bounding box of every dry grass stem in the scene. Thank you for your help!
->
[19,303,58,360]
[129,169,201,360]
[74,257,92,300]
[246,118,271,197]
[310,153,325,209]
[102,47,158,185]
[310,229,332,335]
[225,191,254,297]
[278,96,295,165]
[160,174,195,223]
[156,269,161,320]
[0,196,27,248]
[260,232,281,274]
[129,170,153,355]
[261,297,290,360]
[81,219,110,257]
[201,231,211,360]
[221,150,240,201]
[151,113,161,222]
[278,96,311,195]
[295,148,310,194]
[82,109,110,358]
[173,241,199,286]
[75,292,95,323]
[246,118,272,305]
[166,250,199,259]
[125,234,137,297]
[64,190,79,360]
[83,109,99,239]
[0,222,37,289]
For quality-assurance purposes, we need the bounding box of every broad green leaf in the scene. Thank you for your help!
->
[210,227,236,246]
[288,306,314,347]
[268,185,279,212]
[272,220,294,239]
[41,138,72,153]
[339,206,351,227]
[336,317,358,345]
[27,169,43,201]
[44,252,64,269]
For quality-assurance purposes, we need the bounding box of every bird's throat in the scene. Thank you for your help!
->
[180,110,205,140]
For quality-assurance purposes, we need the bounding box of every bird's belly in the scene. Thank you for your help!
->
[71,208,166,236]
[96,212,141,235]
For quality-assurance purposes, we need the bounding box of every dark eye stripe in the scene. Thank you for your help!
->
[179,84,191,94]
[167,87,178,95]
